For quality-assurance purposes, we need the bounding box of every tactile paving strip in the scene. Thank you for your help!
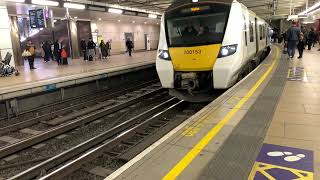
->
[287,67,307,81]
[199,54,289,180]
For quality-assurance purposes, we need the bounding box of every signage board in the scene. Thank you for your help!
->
[29,9,46,28]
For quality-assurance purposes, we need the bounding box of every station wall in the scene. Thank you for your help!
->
[93,21,160,54]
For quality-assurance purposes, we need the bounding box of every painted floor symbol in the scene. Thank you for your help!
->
[249,144,314,180]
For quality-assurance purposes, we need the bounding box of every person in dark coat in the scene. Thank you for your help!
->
[286,21,301,58]
[42,41,52,62]
[297,32,305,59]
[307,28,316,50]
[125,38,134,57]
[100,40,108,59]
[80,39,87,60]
[54,40,62,64]
[87,38,96,61]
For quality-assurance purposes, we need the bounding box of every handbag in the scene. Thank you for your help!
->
[22,50,31,57]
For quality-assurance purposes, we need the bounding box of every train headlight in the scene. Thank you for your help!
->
[158,50,171,61]
[218,44,238,58]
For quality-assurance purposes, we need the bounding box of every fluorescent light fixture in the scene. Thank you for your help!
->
[98,18,102,21]
[148,14,157,19]
[31,0,59,7]
[192,0,199,2]
[64,2,86,10]
[108,8,123,14]
[118,20,121,22]
[5,0,25,3]
[74,16,78,19]
[298,1,320,15]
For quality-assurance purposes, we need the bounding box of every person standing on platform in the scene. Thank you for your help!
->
[100,40,108,59]
[286,21,300,59]
[126,38,134,57]
[87,38,96,61]
[297,32,305,59]
[54,40,62,65]
[26,40,36,70]
[307,28,316,50]
[61,45,68,65]
[107,40,112,56]
[80,39,87,61]
[42,41,52,62]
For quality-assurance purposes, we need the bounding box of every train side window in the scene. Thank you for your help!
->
[249,21,254,42]
[259,25,263,40]
[243,15,247,46]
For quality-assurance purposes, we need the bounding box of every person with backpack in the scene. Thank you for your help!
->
[297,32,305,59]
[26,40,36,70]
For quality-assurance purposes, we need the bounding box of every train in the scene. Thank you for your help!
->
[156,0,271,102]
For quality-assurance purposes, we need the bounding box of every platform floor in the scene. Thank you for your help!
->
[0,51,156,93]
[105,45,320,180]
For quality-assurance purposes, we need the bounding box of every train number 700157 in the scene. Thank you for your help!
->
[184,50,201,54]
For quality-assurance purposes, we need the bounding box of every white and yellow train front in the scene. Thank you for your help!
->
[156,0,268,101]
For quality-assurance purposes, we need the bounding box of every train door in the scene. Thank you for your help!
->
[254,18,259,54]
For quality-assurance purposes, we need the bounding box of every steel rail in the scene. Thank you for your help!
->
[9,98,181,180]
[0,87,165,159]
[0,80,159,136]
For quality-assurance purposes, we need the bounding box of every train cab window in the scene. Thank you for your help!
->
[249,21,254,42]
[165,3,231,47]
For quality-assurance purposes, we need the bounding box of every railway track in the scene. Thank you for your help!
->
[9,98,185,180]
[0,80,159,148]
[0,95,206,180]
[0,84,172,178]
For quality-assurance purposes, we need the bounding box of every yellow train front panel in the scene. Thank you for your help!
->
[169,44,221,72]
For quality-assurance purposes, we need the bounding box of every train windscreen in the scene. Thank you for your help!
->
[165,3,231,47]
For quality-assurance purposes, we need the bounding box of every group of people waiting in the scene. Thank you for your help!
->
[80,38,112,61]
[41,40,68,65]
[22,40,68,70]
[22,37,135,70]
[283,21,319,59]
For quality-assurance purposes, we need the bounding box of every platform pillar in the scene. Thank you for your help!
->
[0,3,16,67]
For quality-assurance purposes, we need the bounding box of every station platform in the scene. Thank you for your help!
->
[106,45,320,180]
[0,51,156,100]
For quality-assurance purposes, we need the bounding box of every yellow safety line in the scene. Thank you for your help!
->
[162,48,280,180]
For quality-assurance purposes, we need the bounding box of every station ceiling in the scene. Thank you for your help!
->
[92,0,318,19]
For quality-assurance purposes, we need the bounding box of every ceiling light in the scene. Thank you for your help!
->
[148,14,157,19]
[144,22,147,24]
[132,21,135,23]
[298,1,320,15]
[64,2,86,10]
[192,0,199,2]
[74,16,78,19]
[98,18,102,21]
[5,0,25,3]
[118,20,121,22]
[31,0,59,7]
[108,8,123,14]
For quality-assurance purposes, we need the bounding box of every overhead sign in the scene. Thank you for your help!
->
[29,9,46,28]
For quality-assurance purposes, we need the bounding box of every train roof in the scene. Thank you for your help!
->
[167,0,233,11]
